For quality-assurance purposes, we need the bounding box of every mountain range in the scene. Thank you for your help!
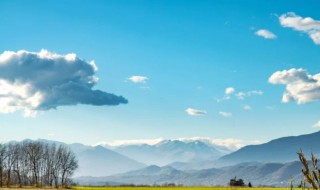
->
[108,140,227,166]
[74,161,303,186]
[217,131,320,166]
[19,131,320,186]
[36,138,230,176]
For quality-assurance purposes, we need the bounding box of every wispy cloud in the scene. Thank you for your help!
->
[219,111,232,117]
[128,76,148,83]
[313,121,320,128]
[269,68,320,104]
[0,50,128,117]
[255,29,277,39]
[243,105,252,110]
[279,12,320,45]
[185,108,207,116]
[236,90,263,100]
[216,87,234,102]
[217,87,263,103]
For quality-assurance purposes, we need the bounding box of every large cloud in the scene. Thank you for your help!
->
[279,12,320,44]
[0,50,128,117]
[269,68,320,104]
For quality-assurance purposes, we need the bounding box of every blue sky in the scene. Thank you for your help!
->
[1,0,320,148]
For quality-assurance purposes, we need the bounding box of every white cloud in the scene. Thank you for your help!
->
[0,49,128,117]
[313,121,320,128]
[215,96,230,103]
[219,111,232,117]
[279,12,320,44]
[243,105,252,110]
[210,138,261,151]
[128,76,148,83]
[255,29,277,39]
[235,92,246,100]
[236,90,263,100]
[185,108,207,116]
[217,88,263,102]
[269,68,320,104]
[225,87,235,95]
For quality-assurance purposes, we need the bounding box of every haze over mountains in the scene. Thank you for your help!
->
[75,161,303,186]
[218,131,320,166]
[108,140,228,166]
[15,131,320,186]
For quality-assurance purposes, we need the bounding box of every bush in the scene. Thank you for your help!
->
[229,177,245,186]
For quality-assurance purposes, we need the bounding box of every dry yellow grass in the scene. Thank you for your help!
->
[71,187,301,190]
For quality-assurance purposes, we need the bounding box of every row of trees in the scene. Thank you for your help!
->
[229,177,252,187]
[0,141,78,188]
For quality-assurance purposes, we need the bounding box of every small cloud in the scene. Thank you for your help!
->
[216,87,234,102]
[269,68,320,104]
[255,29,277,39]
[217,88,262,102]
[225,87,235,95]
[219,111,232,117]
[247,90,263,96]
[128,76,148,83]
[243,105,252,110]
[279,12,320,45]
[185,108,207,116]
[215,96,230,103]
[236,92,246,100]
[236,90,263,100]
[47,133,55,137]
[313,121,320,128]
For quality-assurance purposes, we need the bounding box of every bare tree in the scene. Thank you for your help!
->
[25,141,44,187]
[0,144,7,187]
[59,145,78,187]
[5,143,20,187]
[0,141,78,188]
[12,143,24,187]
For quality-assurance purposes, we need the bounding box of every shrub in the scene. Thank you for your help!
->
[229,177,245,186]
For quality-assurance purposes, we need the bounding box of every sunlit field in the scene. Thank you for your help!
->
[72,187,300,190]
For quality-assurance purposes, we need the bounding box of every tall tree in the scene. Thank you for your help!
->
[0,144,7,187]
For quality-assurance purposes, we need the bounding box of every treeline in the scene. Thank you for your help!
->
[0,141,78,188]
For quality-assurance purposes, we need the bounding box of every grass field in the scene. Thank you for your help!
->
[72,187,300,190]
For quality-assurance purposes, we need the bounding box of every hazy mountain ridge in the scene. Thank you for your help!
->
[74,161,303,186]
[73,131,320,186]
[16,131,320,186]
[75,145,146,177]
[218,131,320,166]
